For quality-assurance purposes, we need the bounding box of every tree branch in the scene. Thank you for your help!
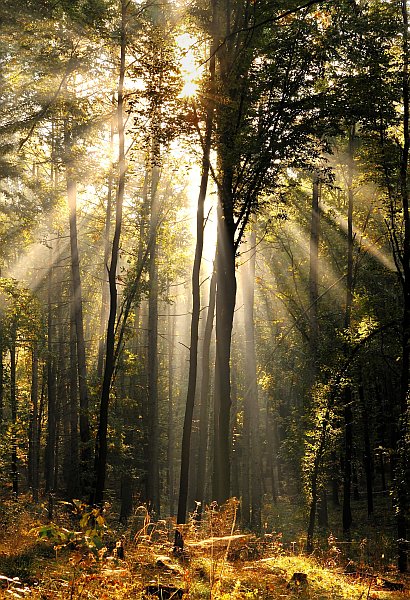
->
[204,0,324,64]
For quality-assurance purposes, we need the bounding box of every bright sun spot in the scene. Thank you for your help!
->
[176,33,201,98]
[180,80,199,98]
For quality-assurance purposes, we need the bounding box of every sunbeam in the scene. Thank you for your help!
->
[320,199,396,272]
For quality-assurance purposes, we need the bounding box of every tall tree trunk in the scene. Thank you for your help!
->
[230,355,240,501]
[358,375,374,517]
[65,126,91,493]
[213,197,236,503]
[306,418,328,552]
[10,327,18,497]
[307,173,322,539]
[146,157,161,516]
[244,227,262,532]
[55,236,66,493]
[91,0,127,506]
[45,252,56,494]
[0,322,3,427]
[97,112,115,380]
[176,58,213,526]
[29,344,39,502]
[68,295,80,497]
[309,173,320,374]
[195,269,216,515]
[397,0,410,572]
[167,304,175,517]
[331,451,340,506]
[266,398,277,503]
[211,0,243,504]
[241,346,251,529]
[342,124,355,536]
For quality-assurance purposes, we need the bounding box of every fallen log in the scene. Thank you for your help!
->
[187,534,252,549]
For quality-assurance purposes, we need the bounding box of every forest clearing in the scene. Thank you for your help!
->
[0,496,408,599]
[1,0,410,596]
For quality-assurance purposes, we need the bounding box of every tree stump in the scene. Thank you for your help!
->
[287,572,308,591]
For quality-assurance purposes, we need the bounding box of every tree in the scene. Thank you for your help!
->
[91,0,128,507]
[210,0,329,504]
[176,22,216,527]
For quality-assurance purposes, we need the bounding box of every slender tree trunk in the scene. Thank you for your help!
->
[0,323,3,427]
[146,157,160,516]
[29,345,39,502]
[54,396,60,491]
[309,173,320,370]
[352,455,360,501]
[343,390,353,534]
[68,295,80,497]
[213,193,236,503]
[331,451,340,506]
[91,0,127,506]
[195,269,216,515]
[245,230,263,533]
[307,173,323,537]
[306,450,321,553]
[65,125,91,492]
[266,400,277,502]
[176,63,213,526]
[167,305,175,517]
[38,367,46,484]
[10,328,18,497]
[230,357,240,501]
[45,253,56,494]
[342,124,355,536]
[241,362,251,529]
[119,472,133,524]
[55,237,66,493]
[243,228,262,532]
[317,488,328,528]
[97,112,115,380]
[397,0,410,572]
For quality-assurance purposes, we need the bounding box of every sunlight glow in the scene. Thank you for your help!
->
[180,80,199,99]
[176,33,201,99]
[321,200,396,271]
[284,219,346,301]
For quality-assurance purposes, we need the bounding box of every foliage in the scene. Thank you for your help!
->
[0,499,405,599]
[35,500,108,559]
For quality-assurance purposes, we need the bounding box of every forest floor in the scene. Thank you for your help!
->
[0,498,408,600]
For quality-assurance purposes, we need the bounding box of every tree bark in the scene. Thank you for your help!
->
[213,193,236,503]
[29,344,39,502]
[396,0,410,572]
[65,125,91,493]
[309,173,320,369]
[243,227,262,532]
[342,124,355,536]
[195,268,216,515]
[176,64,213,526]
[0,322,3,427]
[146,156,161,516]
[10,327,18,497]
[91,0,127,506]
[97,111,115,380]
[45,251,56,494]
[167,305,175,517]
[68,294,80,498]
[248,255,262,530]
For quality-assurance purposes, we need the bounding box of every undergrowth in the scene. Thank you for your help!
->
[0,497,407,600]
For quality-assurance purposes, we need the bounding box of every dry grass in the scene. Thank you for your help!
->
[0,499,407,600]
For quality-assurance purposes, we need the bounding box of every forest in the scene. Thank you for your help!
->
[0,0,409,598]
